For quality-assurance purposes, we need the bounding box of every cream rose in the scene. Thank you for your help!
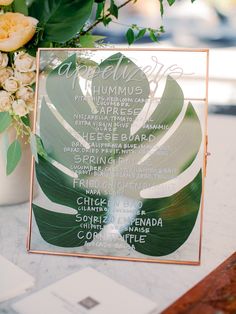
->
[0,13,38,52]
[16,86,34,104]
[14,70,36,85]
[0,90,12,112]
[0,66,13,86]
[12,99,29,117]
[14,52,36,72]
[0,0,14,5]
[0,51,8,69]
[3,77,20,93]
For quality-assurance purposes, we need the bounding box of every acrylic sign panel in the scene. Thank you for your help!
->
[28,48,209,264]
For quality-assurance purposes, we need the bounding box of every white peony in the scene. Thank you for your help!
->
[12,99,28,117]
[0,51,8,69]
[14,70,36,86]
[14,51,36,72]
[2,76,20,93]
[0,90,12,112]
[16,86,34,104]
[0,67,13,86]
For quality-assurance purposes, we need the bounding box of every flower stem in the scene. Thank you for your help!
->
[81,0,137,35]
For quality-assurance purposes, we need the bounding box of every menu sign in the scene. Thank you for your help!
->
[28,48,209,264]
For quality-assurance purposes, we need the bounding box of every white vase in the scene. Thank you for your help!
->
[0,127,32,206]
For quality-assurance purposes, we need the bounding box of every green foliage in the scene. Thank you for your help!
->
[125,24,165,44]
[126,28,135,45]
[35,135,47,159]
[136,28,146,40]
[167,0,176,5]
[21,114,30,127]
[159,0,196,16]
[12,0,28,15]
[6,139,22,175]
[80,35,105,48]
[28,0,94,43]
[109,0,119,19]
[149,29,158,42]
[102,17,112,26]
[95,2,104,19]
[0,112,12,133]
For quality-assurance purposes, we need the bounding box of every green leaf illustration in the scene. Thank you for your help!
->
[34,155,107,247]
[46,54,91,127]
[121,170,202,256]
[6,139,22,175]
[29,0,93,43]
[94,101,202,199]
[33,203,104,248]
[44,53,184,175]
[34,53,203,255]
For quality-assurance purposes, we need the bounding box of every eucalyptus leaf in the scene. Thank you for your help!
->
[0,112,11,133]
[6,140,22,175]
[29,0,93,43]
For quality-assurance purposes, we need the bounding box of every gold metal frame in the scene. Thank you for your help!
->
[27,47,210,265]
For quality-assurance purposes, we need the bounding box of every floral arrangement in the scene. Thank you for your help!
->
[0,50,36,148]
[0,0,97,175]
[0,0,195,176]
[0,3,38,174]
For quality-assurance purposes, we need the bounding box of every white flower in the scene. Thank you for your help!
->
[0,66,13,86]
[14,70,36,86]
[12,99,28,117]
[16,86,34,105]
[14,52,36,72]
[3,76,20,93]
[0,90,12,112]
[0,51,8,69]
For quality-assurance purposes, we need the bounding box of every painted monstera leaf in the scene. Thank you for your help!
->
[33,155,107,247]
[33,52,203,255]
[121,170,202,256]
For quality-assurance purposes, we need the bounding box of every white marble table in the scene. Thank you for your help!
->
[0,113,236,314]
